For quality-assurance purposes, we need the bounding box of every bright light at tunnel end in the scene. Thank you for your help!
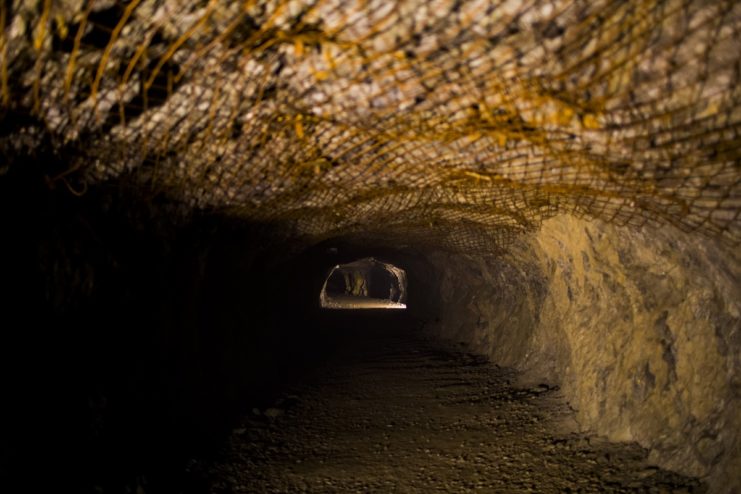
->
[320,257,408,310]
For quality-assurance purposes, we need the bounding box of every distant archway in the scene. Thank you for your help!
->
[320,257,407,309]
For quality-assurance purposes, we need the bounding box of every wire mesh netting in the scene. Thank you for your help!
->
[1,0,740,251]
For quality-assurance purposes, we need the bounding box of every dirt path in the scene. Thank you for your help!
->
[207,330,705,493]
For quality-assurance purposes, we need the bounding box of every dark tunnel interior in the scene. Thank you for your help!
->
[2,137,737,494]
[1,1,740,493]
[0,160,443,492]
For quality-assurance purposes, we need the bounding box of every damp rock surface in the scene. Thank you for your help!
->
[207,328,704,493]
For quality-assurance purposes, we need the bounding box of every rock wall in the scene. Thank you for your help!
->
[0,167,348,492]
[431,216,740,492]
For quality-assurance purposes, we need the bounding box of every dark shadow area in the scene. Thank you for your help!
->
[0,149,440,493]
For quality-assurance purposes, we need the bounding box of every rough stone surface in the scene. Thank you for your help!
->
[432,216,741,492]
[1,0,740,250]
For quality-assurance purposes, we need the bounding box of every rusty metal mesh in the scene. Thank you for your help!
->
[2,0,740,251]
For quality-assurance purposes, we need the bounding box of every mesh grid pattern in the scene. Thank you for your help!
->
[2,0,740,251]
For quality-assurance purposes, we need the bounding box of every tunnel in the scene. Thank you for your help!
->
[0,1,739,493]
[320,257,408,309]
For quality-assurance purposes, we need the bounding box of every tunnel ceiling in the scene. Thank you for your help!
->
[1,0,740,251]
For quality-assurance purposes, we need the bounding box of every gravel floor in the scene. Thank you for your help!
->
[207,328,705,493]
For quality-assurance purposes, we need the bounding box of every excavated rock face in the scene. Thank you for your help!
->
[431,216,740,492]
[1,0,739,491]
[2,0,739,249]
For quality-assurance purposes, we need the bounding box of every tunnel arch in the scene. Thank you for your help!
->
[319,257,407,309]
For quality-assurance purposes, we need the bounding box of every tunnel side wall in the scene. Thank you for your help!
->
[0,167,343,491]
[430,215,741,492]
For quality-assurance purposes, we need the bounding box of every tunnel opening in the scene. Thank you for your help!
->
[319,257,408,309]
